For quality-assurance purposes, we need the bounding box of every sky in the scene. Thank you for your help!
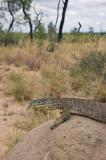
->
[35,0,106,32]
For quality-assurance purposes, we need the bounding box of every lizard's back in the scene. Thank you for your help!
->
[63,98,106,123]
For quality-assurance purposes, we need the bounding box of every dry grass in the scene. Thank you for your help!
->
[13,109,59,131]
[6,131,24,152]
[0,35,106,102]
[6,71,36,101]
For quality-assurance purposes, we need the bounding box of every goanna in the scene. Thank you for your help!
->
[27,97,106,129]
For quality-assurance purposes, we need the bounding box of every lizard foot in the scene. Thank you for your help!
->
[50,124,56,130]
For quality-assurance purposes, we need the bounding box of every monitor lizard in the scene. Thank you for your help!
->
[27,98,106,129]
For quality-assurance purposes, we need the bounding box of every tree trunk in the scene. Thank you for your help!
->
[57,0,69,42]
[22,5,33,40]
[77,22,82,33]
[7,2,15,32]
[4,2,15,46]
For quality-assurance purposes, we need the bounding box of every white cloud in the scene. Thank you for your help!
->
[97,12,105,16]
[68,10,78,16]
[35,0,106,32]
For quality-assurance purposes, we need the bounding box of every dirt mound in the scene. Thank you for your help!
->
[4,116,106,160]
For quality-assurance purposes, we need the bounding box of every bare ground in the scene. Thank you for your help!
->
[0,98,27,158]
[0,64,28,158]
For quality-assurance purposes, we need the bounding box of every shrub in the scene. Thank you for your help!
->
[79,52,106,74]
[68,33,100,43]
[71,52,106,80]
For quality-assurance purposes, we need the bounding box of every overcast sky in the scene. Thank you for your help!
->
[35,0,106,32]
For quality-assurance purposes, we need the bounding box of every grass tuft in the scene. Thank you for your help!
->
[13,109,58,131]
[6,131,24,152]
[6,71,35,101]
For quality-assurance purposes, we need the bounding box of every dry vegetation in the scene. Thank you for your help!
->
[0,34,106,155]
[1,36,106,100]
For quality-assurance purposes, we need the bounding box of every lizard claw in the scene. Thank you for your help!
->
[50,124,56,130]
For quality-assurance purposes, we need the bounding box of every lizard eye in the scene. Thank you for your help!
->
[41,100,45,103]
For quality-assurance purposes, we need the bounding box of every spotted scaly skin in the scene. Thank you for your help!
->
[27,98,106,129]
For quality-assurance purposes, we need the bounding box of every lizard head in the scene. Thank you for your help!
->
[27,98,61,110]
[27,99,47,110]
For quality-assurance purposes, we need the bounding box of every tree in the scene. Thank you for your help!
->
[0,0,6,28]
[0,0,45,41]
[20,0,33,40]
[71,27,77,33]
[6,0,21,32]
[57,0,69,42]
[77,22,82,33]
[48,22,56,52]
[0,0,22,45]
[89,27,94,33]
[19,0,45,40]
[34,11,45,32]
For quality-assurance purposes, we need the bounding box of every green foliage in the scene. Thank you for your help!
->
[35,24,46,40]
[20,0,32,10]
[0,31,5,45]
[0,31,26,45]
[65,33,101,43]
[35,24,47,48]
[4,33,19,46]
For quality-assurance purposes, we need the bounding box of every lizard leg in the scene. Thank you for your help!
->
[50,111,71,130]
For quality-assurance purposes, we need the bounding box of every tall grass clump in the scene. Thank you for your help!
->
[41,68,70,97]
[6,71,35,101]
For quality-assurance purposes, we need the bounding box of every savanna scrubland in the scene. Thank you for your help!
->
[0,33,106,158]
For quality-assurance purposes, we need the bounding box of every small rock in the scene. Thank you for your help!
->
[3,118,7,121]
